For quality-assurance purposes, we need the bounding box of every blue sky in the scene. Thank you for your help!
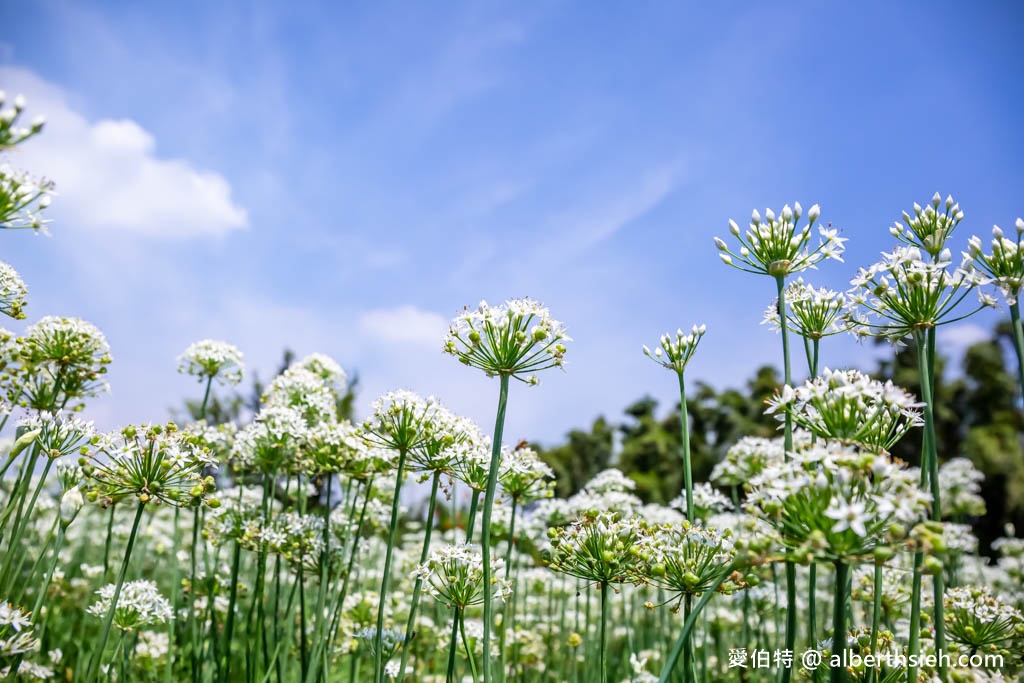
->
[1,1,1022,443]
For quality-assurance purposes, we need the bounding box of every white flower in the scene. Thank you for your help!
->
[87,580,173,631]
[715,203,845,277]
[0,261,27,319]
[643,324,706,373]
[443,298,570,382]
[825,499,869,537]
[177,340,244,386]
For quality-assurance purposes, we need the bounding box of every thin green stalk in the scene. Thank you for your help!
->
[599,581,609,683]
[868,563,883,683]
[500,495,520,682]
[917,331,946,682]
[1009,302,1024,407]
[85,502,146,683]
[374,448,410,683]
[222,541,243,682]
[199,376,213,419]
[677,372,693,524]
[481,374,510,683]
[776,275,797,683]
[657,564,735,683]
[329,478,374,645]
[30,524,65,625]
[305,476,336,683]
[831,561,849,683]
[446,492,480,683]
[397,470,441,680]
[682,593,694,683]
[461,615,480,683]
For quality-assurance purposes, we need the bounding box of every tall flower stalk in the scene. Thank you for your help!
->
[444,298,569,682]
[716,202,845,683]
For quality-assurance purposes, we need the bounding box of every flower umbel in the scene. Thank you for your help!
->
[443,298,570,383]
[643,325,706,374]
[714,203,845,277]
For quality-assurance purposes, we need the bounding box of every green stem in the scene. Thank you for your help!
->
[682,593,694,683]
[374,448,410,683]
[1009,302,1024,408]
[599,581,609,683]
[808,563,817,652]
[31,524,65,625]
[831,561,849,683]
[677,372,694,524]
[446,493,480,683]
[86,502,146,683]
[199,376,213,420]
[658,566,734,683]
[776,275,797,683]
[397,471,441,680]
[461,614,479,683]
[868,563,883,683]
[222,541,243,682]
[481,374,510,683]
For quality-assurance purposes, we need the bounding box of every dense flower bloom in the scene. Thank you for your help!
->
[638,522,741,597]
[669,483,734,519]
[0,261,27,320]
[944,586,1024,651]
[414,543,511,609]
[0,93,45,150]
[499,443,554,503]
[745,442,930,560]
[642,325,706,374]
[0,602,36,657]
[17,316,112,409]
[762,278,847,340]
[0,164,53,233]
[293,352,347,389]
[231,405,309,474]
[87,580,173,631]
[938,457,987,518]
[18,411,95,459]
[361,391,446,453]
[177,340,244,386]
[85,423,218,507]
[889,192,964,257]
[714,203,845,277]
[963,220,1024,305]
[545,512,645,585]
[765,368,923,453]
[262,366,337,424]
[443,298,569,384]
[845,245,990,343]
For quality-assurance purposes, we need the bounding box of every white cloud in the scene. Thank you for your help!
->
[359,306,447,346]
[0,66,247,238]
[940,323,990,353]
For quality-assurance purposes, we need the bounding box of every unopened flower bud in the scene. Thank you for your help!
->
[807,204,821,223]
[60,488,84,527]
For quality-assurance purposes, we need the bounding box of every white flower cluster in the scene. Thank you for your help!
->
[263,367,337,423]
[762,278,847,340]
[846,246,991,342]
[944,586,1024,650]
[414,543,511,610]
[0,164,54,233]
[87,580,173,631]
[669,482,734,519]
[18,316,112,408]
[638,522,739,596]
[938,457,987,518]
[889,192,964,257]
[0,261,27,320]
[0,601,37,657]
[964,220,1024,305]
[546,512,646,584]
[177,340,245,386]
[745,442,930,560]
[18,410,96,460]
[766,368,923,453]
[642,324,706,374]
[0,92,45,149]
[443,298,570,384]
[87,424,217,507]
[714,203,845,277]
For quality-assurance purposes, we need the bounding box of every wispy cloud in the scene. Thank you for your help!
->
[1,66,247,239]
[359,306,448,346]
